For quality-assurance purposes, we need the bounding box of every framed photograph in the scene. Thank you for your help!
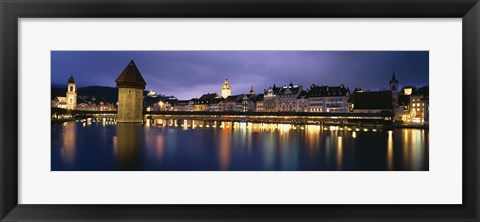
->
[1,0,479,221]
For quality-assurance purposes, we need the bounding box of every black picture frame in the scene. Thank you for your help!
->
[1,0,479,221]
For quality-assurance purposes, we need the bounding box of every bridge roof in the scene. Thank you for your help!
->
[115,60,146,89]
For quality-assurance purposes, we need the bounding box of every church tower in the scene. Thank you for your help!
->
[221,79,231,99]
[115,60,147,123]
[250,85,255,95]
[66,74,77,110]
[390,68,399,108]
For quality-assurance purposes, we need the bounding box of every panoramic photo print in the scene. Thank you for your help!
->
[51,51,429,171]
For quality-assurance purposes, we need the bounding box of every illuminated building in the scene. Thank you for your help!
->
[263,85,279,112]
[403,86,413,96]
[223,94,246,111]
[52,96,67,109]
[66,74,77,110]
[172,100,194,111]
[408,87,429,124]
[307,84,350,112]
[296,90,309,112]
[115,60,147,123]
[276,83,303,112]
[147,90,158,97]
[221,79,231,99]
[193,93,220,111]
[52,75,77,110]
[241,94,249,112]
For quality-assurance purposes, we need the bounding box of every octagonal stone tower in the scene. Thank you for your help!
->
[115,60,147,123]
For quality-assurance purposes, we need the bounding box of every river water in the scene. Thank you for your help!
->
[51,120,428,171]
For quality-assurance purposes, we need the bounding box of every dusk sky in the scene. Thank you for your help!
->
[51,51,428,100]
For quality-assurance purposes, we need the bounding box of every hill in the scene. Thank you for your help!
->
[51,86,118,103]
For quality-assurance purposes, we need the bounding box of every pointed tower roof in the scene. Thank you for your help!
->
[115,60,147,89]
[392,68,396,81]
[250,85,255,95]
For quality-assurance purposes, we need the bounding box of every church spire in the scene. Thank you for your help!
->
[250,85,255,95]
[392,68,396,81]
[68,73,75,83]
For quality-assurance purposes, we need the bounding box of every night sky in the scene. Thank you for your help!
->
[51,51,429,100]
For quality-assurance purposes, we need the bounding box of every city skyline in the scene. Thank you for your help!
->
[51,51,429,100]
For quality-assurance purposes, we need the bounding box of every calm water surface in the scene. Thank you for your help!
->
[51,120,429,171]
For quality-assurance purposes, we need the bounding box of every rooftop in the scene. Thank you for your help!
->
[115,60,147,89]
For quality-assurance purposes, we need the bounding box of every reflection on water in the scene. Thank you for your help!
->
[115,123,142,170]
[61,122,76,167]
[51,120,429,171]
[387,130,394,171]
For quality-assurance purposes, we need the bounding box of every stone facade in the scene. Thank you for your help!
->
[117,88,143,122]
[115,60,147,123]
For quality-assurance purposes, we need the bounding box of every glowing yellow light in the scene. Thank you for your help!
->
[352,131,357,138]
[363,128,368,132]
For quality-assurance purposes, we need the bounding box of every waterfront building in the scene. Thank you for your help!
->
[51,75,77,110]
[209,97,224,111]
[223,94,245,111]
[306,84,350,112]
[66,74,77,110]
[296,90,309,112]
[193,93,219,111]
[76,100,116,111]
[115,60,147,123]
[253,94,265,112]
[221,79,232,99]
[76,102,90,111]
[172,100,194,111]
[152,100,171,111]
[276,83,303,112]
[407,86,429,124]
[263,86,279,112]
[224,95,237,111]
[241,94,249,112]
